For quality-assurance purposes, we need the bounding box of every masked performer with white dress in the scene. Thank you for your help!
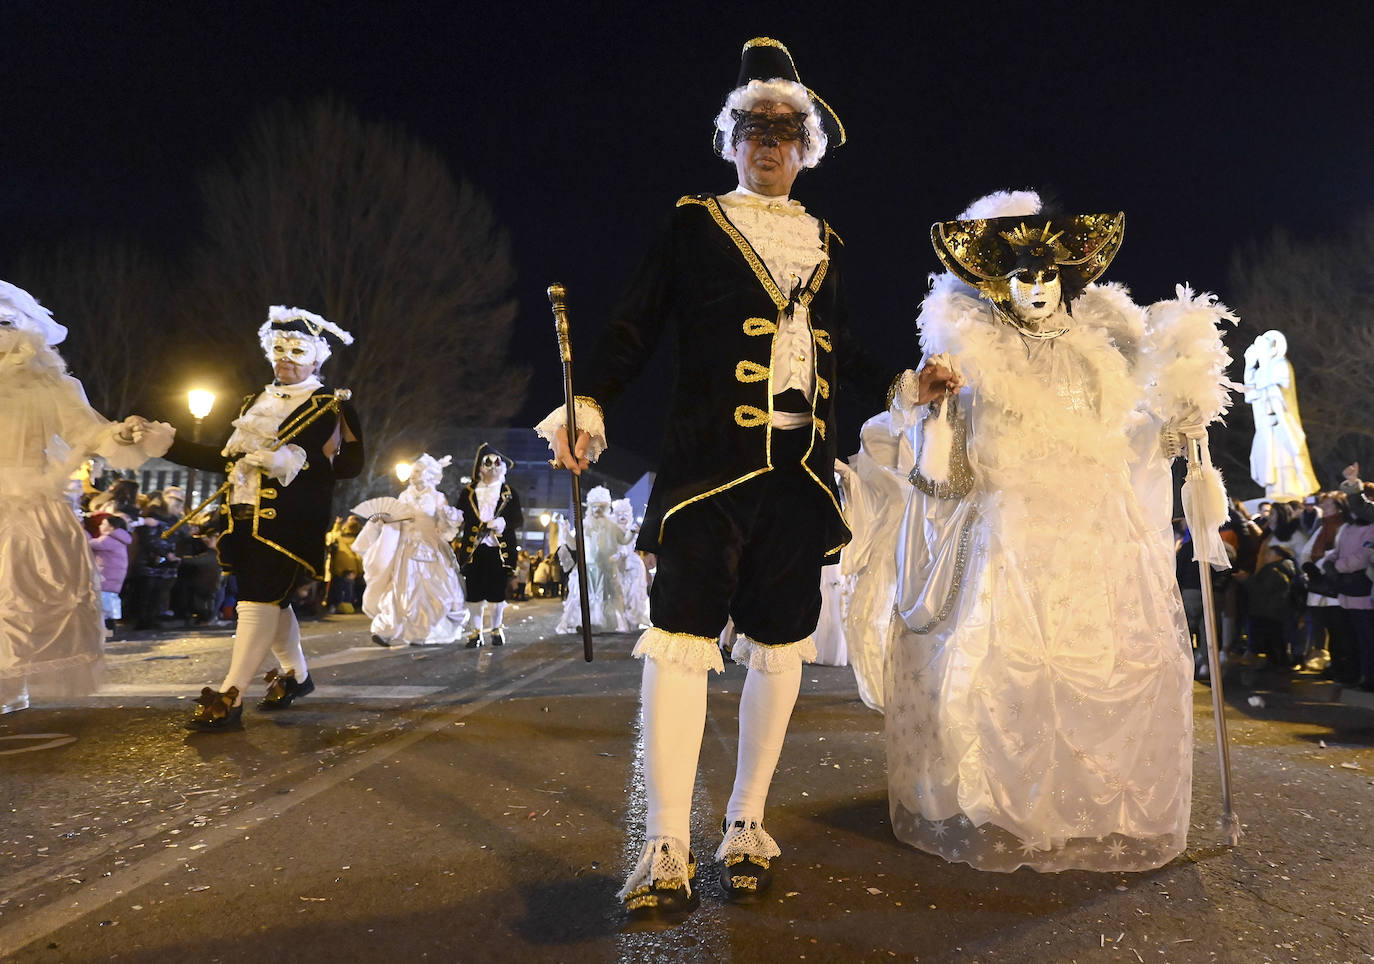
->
[355,453,468,646]
[886,191,1235,872]
[0,281,172,713]
[169,306,364,731]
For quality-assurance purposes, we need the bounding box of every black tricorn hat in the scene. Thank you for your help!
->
[713,37,846,154]
[471,442,512,480]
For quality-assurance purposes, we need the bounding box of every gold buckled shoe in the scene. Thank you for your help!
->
[619,838,699,929]
[184,686,243,732]
[717,819,779,904]
[258,669,314,710]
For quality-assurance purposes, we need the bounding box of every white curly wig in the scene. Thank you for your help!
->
[714,79,828,169]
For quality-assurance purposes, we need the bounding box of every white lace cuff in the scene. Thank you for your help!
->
[730,634,817,673]
[617,836,694,901]
[93,419,174,471]
[534,397,607,462]
[715,821,781,862]
[632,627,725,674]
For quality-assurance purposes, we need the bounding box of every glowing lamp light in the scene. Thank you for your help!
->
[539,512,552,527]
[187,389,216,420]
[395,461,413,483]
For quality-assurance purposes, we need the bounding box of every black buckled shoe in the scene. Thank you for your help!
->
[490,628,505,647]
[371,633,393,648]
[258,669,314,711]
[620,840,699,929]
[465,629,484,649]
[185,687,244,732]
[717,819,778,904]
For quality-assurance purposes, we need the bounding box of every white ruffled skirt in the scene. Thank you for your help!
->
[0,495,104,696]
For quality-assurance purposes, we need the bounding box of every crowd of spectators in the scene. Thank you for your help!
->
[70,472,575,639]
[1178,463,1374,692]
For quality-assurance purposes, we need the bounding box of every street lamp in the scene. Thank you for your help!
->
[186,389,215,504]
[539,511,552,552]
[395,461,413,484]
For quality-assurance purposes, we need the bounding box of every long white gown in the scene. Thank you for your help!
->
[1243,330,1318,500]
[1,354,169,700]
[356,487,468,645]
[886,275,1221,872]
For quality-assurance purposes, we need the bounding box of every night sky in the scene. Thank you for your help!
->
[3,0,1370,463]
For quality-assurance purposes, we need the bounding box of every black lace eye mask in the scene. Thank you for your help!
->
[730,109,810,150]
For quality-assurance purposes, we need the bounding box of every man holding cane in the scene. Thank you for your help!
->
[538,37,942,925]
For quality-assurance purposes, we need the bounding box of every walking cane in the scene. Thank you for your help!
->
[1184,433,1242,845]
[164,389,352,539]
[547,283,595,662]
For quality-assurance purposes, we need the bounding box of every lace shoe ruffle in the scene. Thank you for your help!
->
[617,836,695,902]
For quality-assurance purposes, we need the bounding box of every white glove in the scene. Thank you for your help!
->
[241,444,306,484]
[488,517,506,535]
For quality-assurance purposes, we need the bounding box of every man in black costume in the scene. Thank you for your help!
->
[170,306,364,731]
[455,442,524,647]
[540,37,939,924]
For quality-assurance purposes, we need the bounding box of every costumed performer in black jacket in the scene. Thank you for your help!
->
[455,442,524,648]
[169,306,364,731]
[540,37,944,924]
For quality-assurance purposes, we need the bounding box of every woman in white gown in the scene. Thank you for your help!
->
[0,281,171,712]
[355,453,468,645]
[557,486,635,634]
[886,193,1235,872]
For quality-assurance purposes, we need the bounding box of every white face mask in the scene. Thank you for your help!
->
[1006,267,1063,324]
[266,333,324,370]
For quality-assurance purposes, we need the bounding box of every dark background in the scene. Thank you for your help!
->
[3,0,1370,462]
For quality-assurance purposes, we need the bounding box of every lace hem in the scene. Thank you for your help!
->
[730,634,816,673]
[616,835,693,901]
[632,628,725,674]
[534,398,607,463]
[715,821,781,862]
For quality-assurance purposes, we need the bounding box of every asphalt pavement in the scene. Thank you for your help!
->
[2,598,1373,963]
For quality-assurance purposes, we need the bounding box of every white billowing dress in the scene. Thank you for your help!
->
[356,486,468,645]
[1,356,170,697]
[886,275,1205,872]
[1243,330,1318,501]
[837,413,915,709]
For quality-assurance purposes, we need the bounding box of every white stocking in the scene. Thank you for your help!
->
[467,602,484,632]
[270,606,309,680]
[726,660,802,826]
[221,601,283,704]
[641,655,708,850]
[489,601,507,630]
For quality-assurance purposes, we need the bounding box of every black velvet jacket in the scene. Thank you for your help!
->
[454,482,524,571]
[167,387,364,578]
[580,193,869,560]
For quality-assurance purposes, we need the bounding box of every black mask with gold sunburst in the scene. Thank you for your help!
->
[930,212,1125,311]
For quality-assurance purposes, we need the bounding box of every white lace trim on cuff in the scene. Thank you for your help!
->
[93,420,175,471]
[534,399,607,462]
[632,627,725,674]
[730,634,817,673]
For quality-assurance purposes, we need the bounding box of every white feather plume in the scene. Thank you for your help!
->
[957,190,1042,220]
[1140,284,1240,425]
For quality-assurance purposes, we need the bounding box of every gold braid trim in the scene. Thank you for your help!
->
[573,395,604,420]
[734,360,770,383]
[743,317,777,336]
[734,405,770,428]
[812,417,826,440]
[816,375,830,399]
[658,468,772,543]
[811,328,832,352]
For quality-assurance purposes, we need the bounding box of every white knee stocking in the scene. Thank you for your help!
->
[489,601,507,630]
[726,661,802,826]
[221,602,283,704]
[641,656,708,849]
[270,605,308,680]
